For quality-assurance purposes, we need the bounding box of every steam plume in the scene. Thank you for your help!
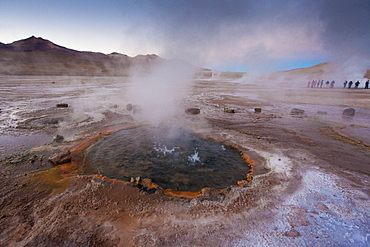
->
[126,61,196,126]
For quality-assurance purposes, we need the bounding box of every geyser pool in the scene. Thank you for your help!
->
[83,126,251,192]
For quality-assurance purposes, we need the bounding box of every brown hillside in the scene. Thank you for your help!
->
[365,69,370,79]
[0,36,163,76]
[269,62,369,80]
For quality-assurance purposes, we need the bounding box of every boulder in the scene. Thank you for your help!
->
[48,150,71,165]
[342,108,355,117]
[224,108,235,113]
[56,103,68,108]
[126,103,142,113]
[185,108,200,115]
[254,107,262,113]
[126,103,133,111]
[53,135,64,143]
[291,108,305,115]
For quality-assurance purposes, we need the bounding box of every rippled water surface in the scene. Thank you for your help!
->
[84,126,250,191]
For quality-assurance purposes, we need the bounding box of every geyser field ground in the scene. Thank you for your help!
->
[0,75,369,246]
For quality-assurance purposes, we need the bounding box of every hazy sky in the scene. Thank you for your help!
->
[0,0,369,72]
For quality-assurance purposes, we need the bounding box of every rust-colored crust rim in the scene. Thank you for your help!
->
[57,124,258,199]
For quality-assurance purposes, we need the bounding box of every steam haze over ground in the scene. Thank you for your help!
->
[1,0,369,73]
[127,61,196,126]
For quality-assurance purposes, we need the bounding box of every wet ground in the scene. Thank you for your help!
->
[0,75,369,246]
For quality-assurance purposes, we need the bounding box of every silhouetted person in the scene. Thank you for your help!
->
[330,80,335,88]
[348,81,353,88]
[355,81,360,89]
[365,80,369,89]
[320,80,324,87]
[326,81,330,87]
[343,80,348,88]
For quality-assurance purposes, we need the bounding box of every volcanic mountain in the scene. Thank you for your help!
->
[0,36,164,76]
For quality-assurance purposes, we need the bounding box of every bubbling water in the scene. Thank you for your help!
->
[83,126,251,192]
[188,149,201,164]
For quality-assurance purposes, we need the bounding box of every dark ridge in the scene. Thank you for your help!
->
[0,36,169,76]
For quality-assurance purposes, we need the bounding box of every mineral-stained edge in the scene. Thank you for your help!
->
[52,124,257,199]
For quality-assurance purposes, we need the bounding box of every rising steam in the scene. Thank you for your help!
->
[126,61,196,126]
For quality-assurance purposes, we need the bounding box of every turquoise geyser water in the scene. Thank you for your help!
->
[84,126,250,192]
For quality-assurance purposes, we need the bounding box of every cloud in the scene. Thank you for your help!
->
[117,0,369,72]
[116,0,327,71]
[314,0,370,77]
[1,0,369,72]
[317,0,370,60]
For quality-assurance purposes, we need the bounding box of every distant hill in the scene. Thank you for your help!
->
[268,62,335,80]
[0,36,165,76]
[269,62,370,81]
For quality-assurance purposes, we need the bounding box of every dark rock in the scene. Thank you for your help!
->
[56,103,68,108]
[126,103,133,111]
[126,103,141,113]
[29,155,38,163]
[342,107,355,117]
[53,135,64,143]
[185,108,201,115]
[254,108,262,113]
[291,108,305,115]
[224,108,235,113]
[48,150,71,165]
